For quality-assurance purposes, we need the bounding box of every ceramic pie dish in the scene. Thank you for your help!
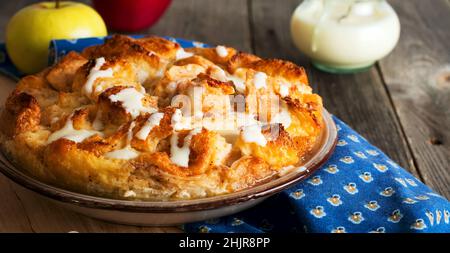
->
[0,35,337,225]
[0,109,335,226]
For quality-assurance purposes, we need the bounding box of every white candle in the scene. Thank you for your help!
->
[291,0,400,72]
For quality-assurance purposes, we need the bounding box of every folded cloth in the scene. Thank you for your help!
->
[0,37,448,233]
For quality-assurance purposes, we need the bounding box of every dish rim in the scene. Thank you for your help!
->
[0,109,337,213]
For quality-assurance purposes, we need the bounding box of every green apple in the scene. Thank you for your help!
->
[6,1,107,74]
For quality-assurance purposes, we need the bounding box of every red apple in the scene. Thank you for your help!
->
[92,0,172,32]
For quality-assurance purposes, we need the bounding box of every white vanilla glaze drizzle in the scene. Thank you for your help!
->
[236,113,269,146]
[253,71,267,89]
[279,82,291,97]
[84,57,113,96]
[209,66,246,93]
[108,87,156,119]
[240,101,292,146]
[241,124,267,146]
[270,102,292,128]
[171,109,192,131]
[227,75,246,93]
[104,121,140,160]
[215,45,228,57]
[46,114,102,144]
[175,48,194,60]
[210,66,228,81]
[135,112,165,140]
[170,128,202,167]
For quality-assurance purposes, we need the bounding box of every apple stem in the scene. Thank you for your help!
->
[55,0,60,8]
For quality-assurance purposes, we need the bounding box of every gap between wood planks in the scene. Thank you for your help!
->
[375,63,424,182]
[247,0,257,54]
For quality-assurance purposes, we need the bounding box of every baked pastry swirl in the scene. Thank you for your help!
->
[0,35,323,200]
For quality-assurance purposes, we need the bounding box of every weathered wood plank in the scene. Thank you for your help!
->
[378,0,450,198]
[0,174,34,232]
[12,185,181,233]
[147,0,252,52]
[0,0,42,41]
[249,0,420,179]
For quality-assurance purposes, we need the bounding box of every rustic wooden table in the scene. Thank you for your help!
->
[0,0,448,232]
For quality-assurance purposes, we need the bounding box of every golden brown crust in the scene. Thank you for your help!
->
[248,59,309,86]
[235,125,300,168]
[46,51,88,92]
[43,138,132,195]
[1,91,41,136]
[187,46,238,65]
[0,35,324,200]
[225,156,275,191]
[82,35,176,61]
[226,52,262,73]
[194,73,235,95]
[130,107,175,153]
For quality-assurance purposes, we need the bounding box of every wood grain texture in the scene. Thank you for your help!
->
[147,0,252,52]
[379,0,450,198]
[249,0,420,177]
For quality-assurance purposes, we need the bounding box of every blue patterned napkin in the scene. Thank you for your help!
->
[0,37,448,233]
[185,117,450,233]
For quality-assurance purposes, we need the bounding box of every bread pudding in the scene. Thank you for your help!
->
[0,35,324,200]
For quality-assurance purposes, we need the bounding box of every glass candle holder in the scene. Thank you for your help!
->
[290,0,400,73]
